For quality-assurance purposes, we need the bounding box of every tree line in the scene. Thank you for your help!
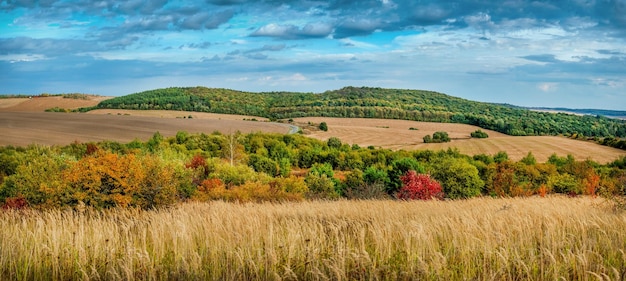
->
[1,131,624,209]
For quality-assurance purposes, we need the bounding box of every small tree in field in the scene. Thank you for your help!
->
[319,122,328,131]
[397,170,443,200]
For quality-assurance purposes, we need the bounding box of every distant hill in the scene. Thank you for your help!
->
[527,107,626,120]
[92,86,626,138]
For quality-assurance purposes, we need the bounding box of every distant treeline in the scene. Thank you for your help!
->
[1,93,95,99]
[93,86,626,138]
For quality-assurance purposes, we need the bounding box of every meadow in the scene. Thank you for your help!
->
[1,196,625,280]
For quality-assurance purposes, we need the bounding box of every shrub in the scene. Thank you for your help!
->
[548,173,581,195]
[423,131,450,143]
[134,155,180,209]
[520,152,537,165]
[248,154,280,176]
[388,158,424,193]
[343,182,389,200]
[305,173,339,199]
[397,171,443,200]
[1,196,28,210]
[211,164,260,188]
[319,122,328,131]
[432,158,483,199]
[63,152,146,208]
[327,137,342,149]
[271,176,308,194]
[493,151,509,163]
[0,152,68,208]
[470,129,489,138]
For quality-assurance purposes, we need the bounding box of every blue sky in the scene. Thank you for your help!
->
[1,0,625,110]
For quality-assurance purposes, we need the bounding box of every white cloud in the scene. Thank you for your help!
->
[538,82,558,92]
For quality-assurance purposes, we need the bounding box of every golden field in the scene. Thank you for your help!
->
[1,197,625,280]
[296,117,626,163]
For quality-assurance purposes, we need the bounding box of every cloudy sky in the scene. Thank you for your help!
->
[1,0,625,110]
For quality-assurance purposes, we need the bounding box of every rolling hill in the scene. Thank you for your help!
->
[93,86,626,138]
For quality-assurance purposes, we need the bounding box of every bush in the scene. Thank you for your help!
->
[319,122,328,131]
[388,158,424,193]
[343,182,389,200]
[1,196,28,210]
[470,129,489,138]
[248,154,279,176]
[432,158,483,199]
[397,171,443,200]
[327,137,342,149]
[305,173,339,199]
[423,131,450,143]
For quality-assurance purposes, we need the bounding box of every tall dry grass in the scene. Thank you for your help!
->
[1,196,625,280]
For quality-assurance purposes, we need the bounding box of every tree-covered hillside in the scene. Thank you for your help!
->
[94,86,626,137]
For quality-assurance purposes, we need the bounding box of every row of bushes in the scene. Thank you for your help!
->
[1,132,625,209]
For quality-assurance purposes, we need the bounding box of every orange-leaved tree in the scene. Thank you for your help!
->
[63,151,145,208]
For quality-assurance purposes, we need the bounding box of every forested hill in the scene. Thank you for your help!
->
[94,86,626,137]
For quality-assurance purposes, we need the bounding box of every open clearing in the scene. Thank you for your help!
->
[295,117,626,163]
[0,97,623,163]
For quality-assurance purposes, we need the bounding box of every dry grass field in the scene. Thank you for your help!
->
[1,197,624,280]
[0,96,110,112]
[295,117,626,163]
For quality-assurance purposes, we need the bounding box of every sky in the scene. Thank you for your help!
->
[1,0,625,110]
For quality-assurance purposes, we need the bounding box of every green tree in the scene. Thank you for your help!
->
[319,122,328,131]
[432,158,484,199]
[388,158,425,194]
[248,154,279,176]
[327,137,342,149]
[520,152,537,165]
[471,129,489,138]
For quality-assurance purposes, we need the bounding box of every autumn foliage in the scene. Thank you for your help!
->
[397,170,443,200]
[1,131,626,210]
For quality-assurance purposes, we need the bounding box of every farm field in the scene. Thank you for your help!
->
[296,117,626,163]
[0,97,624,163]
[0,96,110,111]
[1,197,624,280]
[0,112,290,146]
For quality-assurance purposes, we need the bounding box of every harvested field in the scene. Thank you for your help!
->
[87,109,270,121]
[295,117,626,163]
[0,96,110,112]
[0,112,290,146]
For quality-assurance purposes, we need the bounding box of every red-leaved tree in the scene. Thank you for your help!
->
[397,170,444,200]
